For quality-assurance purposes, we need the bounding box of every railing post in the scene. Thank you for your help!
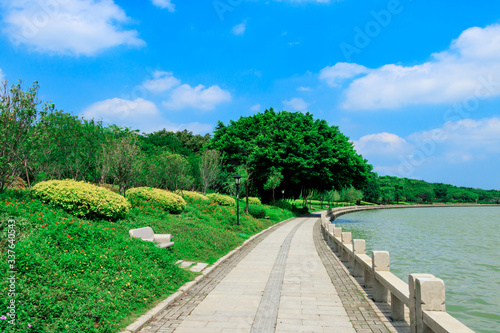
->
[372,251,389,302]
[414,277,446,333]
[409,274,435,333]
[327,224,335,248]
[333,227,342,254]
[391,293,405,321]
[351,239,364,275]
[341,232,352,264]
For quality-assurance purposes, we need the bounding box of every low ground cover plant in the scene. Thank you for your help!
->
[127,187,186,214]
[0,188,299,332]
[206,193,235,206]
[32,179,130,220]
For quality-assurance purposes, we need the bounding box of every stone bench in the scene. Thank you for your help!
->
[129,227,174,249]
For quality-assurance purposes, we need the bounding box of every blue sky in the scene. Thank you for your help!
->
[1,0,500,190]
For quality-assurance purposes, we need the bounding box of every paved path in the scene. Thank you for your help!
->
[140,214,398,333]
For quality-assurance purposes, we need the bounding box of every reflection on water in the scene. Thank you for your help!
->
[335,207,500,333]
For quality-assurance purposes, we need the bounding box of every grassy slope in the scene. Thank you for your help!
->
[0,190,298,333]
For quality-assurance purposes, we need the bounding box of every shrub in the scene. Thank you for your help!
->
[206,193,235,206]
[248,204,265,218]
[176,190,209,203]
[32,179,130,220]
[6,176,27,189]
[127,187,186,213]
[247,197,261,205]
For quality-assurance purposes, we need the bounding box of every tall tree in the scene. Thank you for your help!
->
[210,109,372,202]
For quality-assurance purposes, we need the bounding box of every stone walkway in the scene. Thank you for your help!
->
[139,214,399,333]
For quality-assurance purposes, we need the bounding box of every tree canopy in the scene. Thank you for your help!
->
[210,108,372,201]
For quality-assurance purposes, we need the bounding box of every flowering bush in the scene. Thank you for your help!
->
[206,193,235,206]
[32,179,130,220]
[127,187,186,214]
[248,197,262,205]
[176,190,209,203]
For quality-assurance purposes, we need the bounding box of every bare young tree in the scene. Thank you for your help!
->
[101,133,141,196]
[0,81,39,192]
[199,149,222,194]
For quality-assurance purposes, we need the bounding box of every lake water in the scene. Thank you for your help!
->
[334,206,500,333]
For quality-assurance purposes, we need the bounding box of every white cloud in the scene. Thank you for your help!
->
[2,0,145,56]
[250,103,261,111]
[80,98,160,127]
[335,24,500,110]
[353,117,500,178]
[142,71,180,94]
[232,21,246,36]
[283,97,309,111]
[297,86,311,91]
[0,68,4,81]
[163,84,232,111]
[354,132,413,157]
[151,0,175,12]
[80,97,213,134]
[319,62,370,87]
[410,117,500,159]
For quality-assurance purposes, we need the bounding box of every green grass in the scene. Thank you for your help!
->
[0,189,300,332]
[289,199,355,212]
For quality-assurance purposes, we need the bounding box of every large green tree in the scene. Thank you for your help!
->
[210,109,372,201]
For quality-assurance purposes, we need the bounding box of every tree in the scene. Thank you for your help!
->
[0,81,39,191]
[331,190,341,206]
[199,149,222,194]
[362,174,381,203]
[210,109,372,202]
[101,131,141,196]
[163,153,193,191]
[28,110,105,183]
[263,168,283,205]
[343,187,364,204]
[394,184,404,204]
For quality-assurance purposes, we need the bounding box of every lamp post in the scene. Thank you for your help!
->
[281,189,285,208]
[234,173,241,226]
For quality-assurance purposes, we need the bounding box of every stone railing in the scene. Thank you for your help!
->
[319,208,475,333]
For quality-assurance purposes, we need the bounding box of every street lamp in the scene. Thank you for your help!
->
[234,173,241,226]
[281,189,285,208]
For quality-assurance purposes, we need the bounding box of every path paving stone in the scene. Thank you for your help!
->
[138,214,407,333]
[189,263,208,272]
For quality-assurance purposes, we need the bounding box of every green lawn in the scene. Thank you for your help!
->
[0,189,299,332]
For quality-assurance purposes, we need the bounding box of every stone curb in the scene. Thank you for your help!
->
[119,215,298,333]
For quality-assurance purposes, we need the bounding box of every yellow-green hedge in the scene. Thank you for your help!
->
[206,193,235,206]
[127,187,186,213]
[32,179,131,220]
[176,190,209,202]
[248,197,262,205]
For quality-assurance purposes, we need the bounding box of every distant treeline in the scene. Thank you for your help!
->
[362,175,500,204]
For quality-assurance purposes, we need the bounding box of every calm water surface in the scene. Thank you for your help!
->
[335,207,500,333]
